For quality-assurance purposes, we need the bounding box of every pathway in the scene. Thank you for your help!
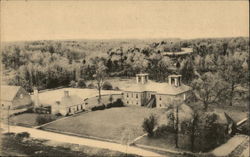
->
[1,124,163,157]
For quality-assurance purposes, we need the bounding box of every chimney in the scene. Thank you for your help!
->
[64,91,69,97]
[168,75,182,87]
[136,73,149,84]
[33,87,40,107]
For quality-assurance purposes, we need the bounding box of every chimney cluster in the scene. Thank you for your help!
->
[168,75,182,87]
[136,73,149,84]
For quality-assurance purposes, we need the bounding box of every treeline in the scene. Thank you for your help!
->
[2,38,249,107]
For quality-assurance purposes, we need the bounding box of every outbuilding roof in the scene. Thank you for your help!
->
[121,80,191,95]
[1,85,22,102]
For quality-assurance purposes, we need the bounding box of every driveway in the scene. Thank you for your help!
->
[1,124,163,157]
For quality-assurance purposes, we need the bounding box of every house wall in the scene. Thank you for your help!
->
[52,104,85,116]
[11,88,32,110]
[155,91,190,108]
[123,91,143,106]
[122,91,157,106]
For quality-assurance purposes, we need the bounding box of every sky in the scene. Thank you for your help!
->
[1,1,249,42]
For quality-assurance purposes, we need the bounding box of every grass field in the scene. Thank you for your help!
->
[135,133,190,151]
[7,113,58,127]
[42,106,167,143]
[8,113,40,127]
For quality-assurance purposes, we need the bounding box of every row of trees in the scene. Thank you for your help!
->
[2,37,249,101]
[142,108,229,152]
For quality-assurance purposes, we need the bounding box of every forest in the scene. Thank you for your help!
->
[1,37,249,108]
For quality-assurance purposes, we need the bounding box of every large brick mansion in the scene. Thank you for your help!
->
[122,73,192,108]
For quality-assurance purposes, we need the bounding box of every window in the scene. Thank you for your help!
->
[132,93,133,98]
[136,102,138,105]
[127,101,129,104]
[2,104,4,107]
[159,96,162,101]
[136,94,138,98]
[159,104,161,107]
[127,93,129,98]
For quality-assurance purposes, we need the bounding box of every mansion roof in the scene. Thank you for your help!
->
[121,80,191,95]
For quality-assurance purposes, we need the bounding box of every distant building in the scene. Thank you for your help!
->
[1,85,33,111]
[51,91,85,116]
[162,47,193,57]
[122,73,192,108]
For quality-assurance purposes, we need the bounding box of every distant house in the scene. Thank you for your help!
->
[162,47,193,57]
[51,91,85,116]
[0,85,33,110]
[122,73,192,108]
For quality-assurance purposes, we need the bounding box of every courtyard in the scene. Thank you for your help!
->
[41,106,167,143]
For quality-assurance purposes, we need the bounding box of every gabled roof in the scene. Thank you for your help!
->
[121,80,191,95]
[1,85,22,102]
[60,95,83,107]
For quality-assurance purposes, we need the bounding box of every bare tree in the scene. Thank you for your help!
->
[93,61,107,103]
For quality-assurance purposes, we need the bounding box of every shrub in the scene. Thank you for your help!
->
[112,98,124,107]
[87,83,95,89]
[102,81,113,90]
[106,98,124,108]
[16,132,30,139]
[36,114,56,125]
[77,79,86,88]
[24,107,34,113]
[106,103,112,109]
[55,113,62,117]
[154,125,175,137]
[4,132,16,136]
[91,104,105,111]
[142,114,158,137]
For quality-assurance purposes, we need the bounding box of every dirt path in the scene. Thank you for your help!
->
[1,124,163,157]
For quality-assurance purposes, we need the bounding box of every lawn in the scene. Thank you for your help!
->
[7,113,58,127]
[7,113,39,127]
[41,106,167,143]
[135,133,191,152]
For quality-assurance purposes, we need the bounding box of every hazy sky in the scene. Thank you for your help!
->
[1,1,249,41]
